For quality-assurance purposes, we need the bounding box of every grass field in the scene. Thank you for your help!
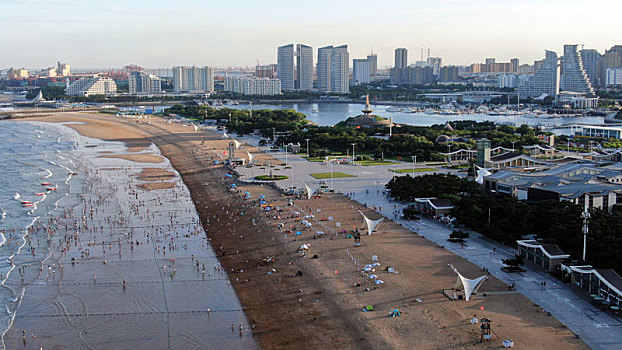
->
[355,160,397,166]
[391,168,437,173]
[309,172,356,179]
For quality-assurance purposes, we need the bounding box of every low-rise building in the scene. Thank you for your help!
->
[517,240,570,272]
[564,265,622,308]
[484,163,622,210]
[65,76,117,97]
[413,197,454,217]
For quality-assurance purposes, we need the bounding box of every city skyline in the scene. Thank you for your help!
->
[3,0,622,69]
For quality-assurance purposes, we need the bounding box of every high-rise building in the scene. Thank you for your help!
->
[128,71,162,95]
[353,59,371,84]
[224,77,281,95]
[427,57,442,75]
[367,53,378,75]
[485,58,496,66]
[277,44,295,90]
[517,50,559,98]
[317,46,332,92]
[66,76,117,97]
[498,74,518,88]
[57,62,71,76]
[561,44,594,95]
[316,45,349,93]
[439,66,459,82]
[510,58,519,73]
[580,49,601,86]
[395,48,408,69]
[172,66,214,93]
[606,68,622,86]
[331,45,349,94]
[598,46,622,87]
[8,68,29,79]
[296,44,313,90]
[255,65,276,78]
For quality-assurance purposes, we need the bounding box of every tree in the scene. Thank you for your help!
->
[449,230,469,242]
[502,254,524,268]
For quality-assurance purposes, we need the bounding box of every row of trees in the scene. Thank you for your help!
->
[386,174,622,275]
[278,120,545,161]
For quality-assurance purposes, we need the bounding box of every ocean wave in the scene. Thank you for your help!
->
[43,168,53,179]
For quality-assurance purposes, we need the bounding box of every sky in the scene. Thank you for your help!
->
[3,0,622,70]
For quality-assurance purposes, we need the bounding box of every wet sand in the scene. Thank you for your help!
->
[3,116,255,349]
[12,112,587,350]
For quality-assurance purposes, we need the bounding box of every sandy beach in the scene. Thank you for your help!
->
[7,111,588,349]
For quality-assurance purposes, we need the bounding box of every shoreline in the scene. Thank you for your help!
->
[10,112,588,349]
[3,117,256,349]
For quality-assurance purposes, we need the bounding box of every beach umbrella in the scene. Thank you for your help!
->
[259,195,266,198]
[295,231,301,236]
[225,174,233,178]
[244,191,250,194]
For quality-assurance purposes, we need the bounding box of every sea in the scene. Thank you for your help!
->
[0,121,85,340]
[0,120,255,348]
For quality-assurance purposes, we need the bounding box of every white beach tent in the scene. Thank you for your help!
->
[474,165,492,185]
[246,150,254,163]
[232,139,243,150]
[448,264,488,301]
[304,183,315,200]
[359,211,384,235]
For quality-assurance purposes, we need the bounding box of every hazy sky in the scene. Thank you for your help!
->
[3,0,621,70]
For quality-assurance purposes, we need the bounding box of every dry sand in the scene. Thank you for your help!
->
[18,112,587,350]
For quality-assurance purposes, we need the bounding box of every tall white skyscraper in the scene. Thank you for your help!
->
[277,44,295,91]
[561,44,595,95]
[317,46,333,93]
[296,44,313,90]
[331,45,349,93]
[317,45,349,93]
[172,66,214,93]
[353,58,371,84]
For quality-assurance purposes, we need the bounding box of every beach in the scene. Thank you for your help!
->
[5,111,588,349]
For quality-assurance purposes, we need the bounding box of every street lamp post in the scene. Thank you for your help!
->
[305,138,310,158]
[351,143,356,165]
[447,144,453,166]
[330,161,334,192]
[512,141,515,152]
[411,155,416,177]
[272,127,276,143]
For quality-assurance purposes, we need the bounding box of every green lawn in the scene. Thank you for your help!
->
[355,160,397,166]
[391,168,437,173]
[309,172,356,179]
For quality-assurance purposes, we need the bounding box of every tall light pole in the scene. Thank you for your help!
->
[512,141,515,152]
[581,194,590,262]
[283,143,288,167]
[447,144,453,166]
[411,155,416,177]
[351,143,356,165]
[272,127,276,143]
[330,161,334,192]
[305,138,310,158]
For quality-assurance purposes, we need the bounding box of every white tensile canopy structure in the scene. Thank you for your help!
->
[359,211,384,235]
[449,264,488,301]
[232,139,243,150]
[474,165,492,185]
[304,183,315,200]
[246,150,254,163]
[221,132,229,139]
[193,124,199,131]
